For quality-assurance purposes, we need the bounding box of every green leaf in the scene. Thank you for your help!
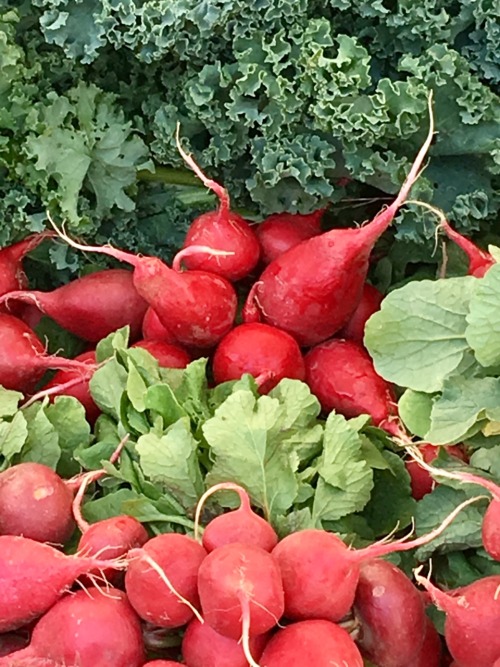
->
[144,384,187,426]
[365,277,476,392]
[0,411,28,465]
[95,327,130,364]
[45,397,91,477]
[83,488,142,524]
[167,358,211,424]
[89,358,128,418]
[21,404,60,468]
[466,264,500,367]
[0,388,23,418]
[470,447,500,480]
[398,390,433,438]
[126,362,148,413]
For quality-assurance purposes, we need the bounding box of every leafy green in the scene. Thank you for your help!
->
[466,264,500,367]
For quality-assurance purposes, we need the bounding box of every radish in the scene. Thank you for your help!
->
[0,462,74,545]
[0,269,148,342]
[182,617,269,667]
[0,633,29,657]
[271,495,481,623]
[408,617,442,667]
[143,663,184,666]
[259,619,363,667]
[339,283,384,344]
[0,535,126,632]
[415,570,500,667]
[132,339,191,368]
[304,337,398,433]
[48,220,238,349]
[255,210,325,265]
[142,307,177,343]
[0,588,144,667]
[174,131,260,281]
[125,533,207,628]
[212,323,305,393]
[194,482,278,553]
[0,313,97,393]
[405,443,468,500]
[0,232,55,299]
[353,558,427,667]
[243,99,434,345]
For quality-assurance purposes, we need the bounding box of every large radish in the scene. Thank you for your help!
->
[255,210,325,265]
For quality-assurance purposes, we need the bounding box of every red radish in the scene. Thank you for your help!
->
[0,462,74,545]
[194,482,278,553]
[407,618,442,667]
[132,339,191,368]
[442,218,494,277]
[405,444,468,500]
[182,617,269,667]
[353,559,427,667]
[0,313,97,393]
[143,663,184,666]
[256,210,325,265]
[174,131,260,281]
[259,619,363,667]
[0,588,144,667]
[0,269,148,343]
[48,220,238,349]
[0,633,29,657]
[304,338,398,433]
[415,570,500,667]
[0,535,126,632]
[0,232,55,299]
[142,307,177,343]
[243,100,434,345]
[125,533,207,629]
[271,496,481,624]
[339,283,384,344]
[212,323,305,393]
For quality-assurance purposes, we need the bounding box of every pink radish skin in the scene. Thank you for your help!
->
[440,217,495,277]
[256,210,325,265]
[132,339,191,368]
[0,232,55,299]
[143,663,184,666]
[194,482,278,553]
[182,618,269,667]
[197,542,285,640]
[77,515,149,569]
[243,103,434,345]
[0,313,98,393]
[125,533,207,628]
[0,588,144,667]
[304,338,398,432]
[339,283,383,344]
[259,619,363,667]
[0,269,148,342]
[142,307,177,343]
[407,618,442,667]
[0,462,74,545]
[353,559,427,667]
[212,323,305,394]
[0,535,126,632]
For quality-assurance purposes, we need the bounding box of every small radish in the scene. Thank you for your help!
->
[0,462,74,545]
[212,323,305,393]
[256,210,325,265]
[0,588,144,667]
[125,533,207,629]
[0,269,148,342]
[339,283,384,344]
[194,482,278,553]
[243,98,434,345]
[0,313,97,393]
[132,339,191,368]
[408,617,442,667]
[405,443,468,500]
[259,619,363,667]
[0,231,55,299]
[0,535,126,632]
[142,307,177,343]
[174,130,260,281]
[48,220,238,349]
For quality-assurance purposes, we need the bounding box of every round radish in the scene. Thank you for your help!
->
[142,307,177,343]
[132,339,191,368]
[405,444,468,500]
[0,232,55,299]
[339,283,383,344]
[143,662,184,666]
[256,210,324,265]
[407,617,442,667]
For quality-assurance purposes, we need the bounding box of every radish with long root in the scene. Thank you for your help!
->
[243,95,434,345]
[255,209,325,265]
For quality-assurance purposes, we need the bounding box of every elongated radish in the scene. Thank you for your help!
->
[194,482,278,553]
[0,269,148,342]
[0,535,126,632]
[132,339,191,368]
[405,443,468,500]
[212,323,305,393]
[339,283,383,344]
[271,495,481,623]
[175,131,260,281]
[48,220,238,349]
[0,313,97,393]
[142,307,176,343]
[256,210,325,265]
[0,232,55,299]
[243,98,434,345]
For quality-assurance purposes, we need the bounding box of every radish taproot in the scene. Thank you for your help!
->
[243,97,434,345]
[0,462,74,545]
[194,482,278,553]
[0,269,148,342]
[339,283,384,344]
[142,307,176,343]
[132,339,191,368]
[212,323,305,393]
[0,232,55,299]
[255,210,324,265]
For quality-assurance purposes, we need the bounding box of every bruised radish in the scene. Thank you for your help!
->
[132,339,191,368]
[405,444,468,500]
[353,559,426,667]
[0,588,144,667]
[256,210,324,265]
[0,535,126,632]
[408,618,442,667]
[259,619,363,667]
[0,313,97,393]
[182,617,269,667]
[339,283,383,344]
[243,101,434,345]
[194,482,278,553]
[125,533,207,628]
[174,133,260,281]
[0,269,148,342]
[48,222,238,349]
[0,462,74,545]
[0,232,54,299]
[304,338,398,433]
[142,307,176,343]
[212,323,305,393]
